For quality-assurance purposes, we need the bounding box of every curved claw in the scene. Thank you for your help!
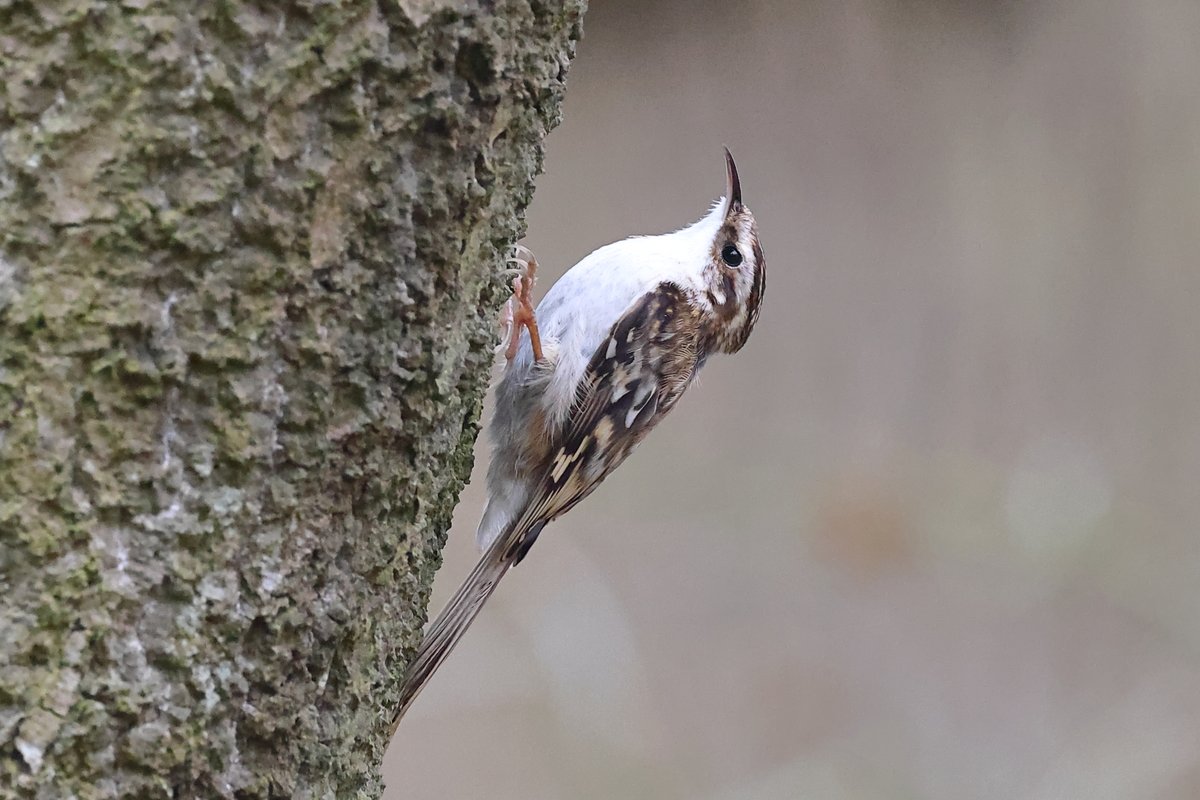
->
[495,245,543,363]
[495,297,517,356]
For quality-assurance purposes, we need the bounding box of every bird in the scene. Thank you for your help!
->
[391,149,765,731]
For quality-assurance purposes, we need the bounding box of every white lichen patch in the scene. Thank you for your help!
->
[191,664,221,713]
[198,572,235,603]
[0,251,17,311]
[15,738,44,773]
[217,736,253,796]
[134,496,199,535]
[89,526,137,594]
[207,486,245,520]
[159,291,178,333]
[260,365,289,461]
[159,388,180,473]
[121,633,157,686]
[15,668,82,774]
[258,561,284,596]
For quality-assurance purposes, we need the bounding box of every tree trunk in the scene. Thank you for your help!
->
[0,1,584,797]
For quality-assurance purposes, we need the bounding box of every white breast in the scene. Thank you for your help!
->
[524,201,726,429]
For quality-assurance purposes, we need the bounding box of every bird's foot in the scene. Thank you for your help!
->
[496,245,544,363]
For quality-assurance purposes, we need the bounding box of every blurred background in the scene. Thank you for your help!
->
[385,1,1200,797]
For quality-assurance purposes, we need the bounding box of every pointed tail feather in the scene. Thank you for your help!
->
[390,521,544,733]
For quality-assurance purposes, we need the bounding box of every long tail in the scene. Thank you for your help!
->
[389,521,545,733]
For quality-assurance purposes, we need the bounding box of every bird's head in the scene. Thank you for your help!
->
[699,148,765,354]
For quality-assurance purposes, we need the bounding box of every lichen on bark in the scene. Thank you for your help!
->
[0,1,584,797]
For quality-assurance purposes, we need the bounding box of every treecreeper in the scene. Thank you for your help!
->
[392,150,766,730]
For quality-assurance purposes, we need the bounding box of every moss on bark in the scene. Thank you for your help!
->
[0,1,584,796]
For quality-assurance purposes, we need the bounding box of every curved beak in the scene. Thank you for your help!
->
[723,146,742,216]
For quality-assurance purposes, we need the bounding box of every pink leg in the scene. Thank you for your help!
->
[498,247,544,363]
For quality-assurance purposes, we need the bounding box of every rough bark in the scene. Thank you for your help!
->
[0,1,583,797]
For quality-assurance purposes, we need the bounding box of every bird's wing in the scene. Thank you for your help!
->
[390,282,705,730]
[501,281,706,562]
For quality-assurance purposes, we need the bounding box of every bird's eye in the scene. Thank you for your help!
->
[721,244,743,267]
